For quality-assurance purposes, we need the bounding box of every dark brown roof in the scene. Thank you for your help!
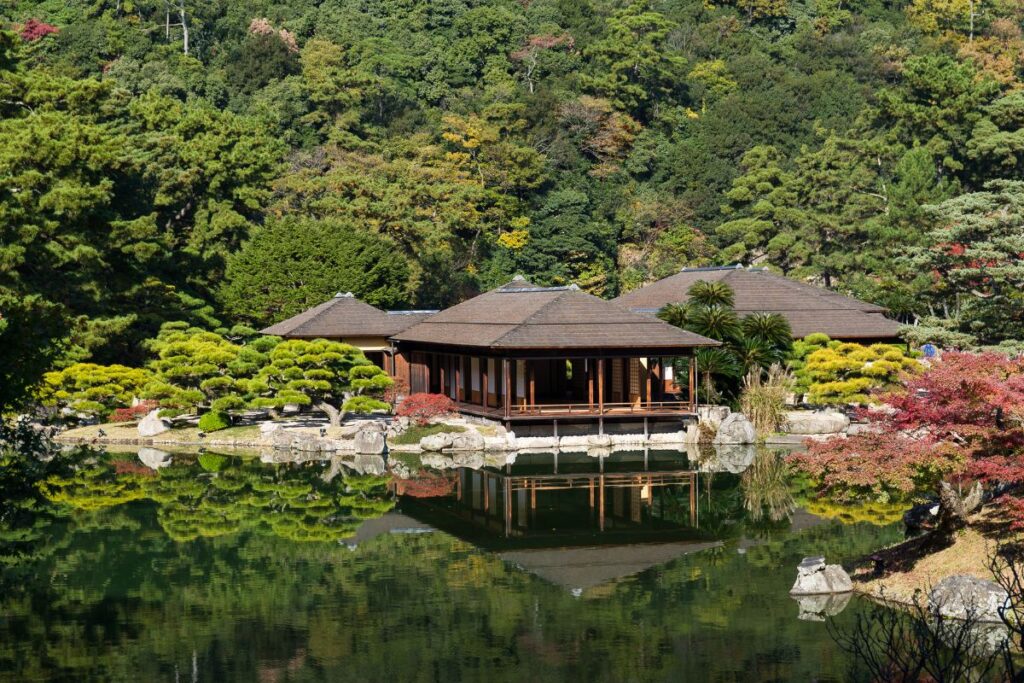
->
[261,293,435,338]
[392,277,719,350]
[614,266,902,340]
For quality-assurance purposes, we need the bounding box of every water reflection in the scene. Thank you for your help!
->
[0,442,910,682]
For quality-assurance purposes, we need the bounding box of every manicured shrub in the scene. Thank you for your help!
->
[343,396,391,414]
[199,410,231,433]
[395,393,458,426]
[37,363,153,419]
[787,334,920,405]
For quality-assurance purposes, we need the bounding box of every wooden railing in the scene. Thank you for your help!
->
[508,399,694,416]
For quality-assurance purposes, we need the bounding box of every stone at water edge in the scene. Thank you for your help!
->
[420,432,454,452]
[259,421,279,434]
[137,409,170,437]
[354,428,386,455]
[790,556,854,595]
[783,410,850,435]
[449,431,486,451]
[712,412,756,445]
[929,575,1009,623]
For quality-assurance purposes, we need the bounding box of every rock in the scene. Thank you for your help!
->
[712,412,757,445]
[137,409,170,437]
[929,575,1008,623]
[783,410,850,435]
[697,405,731,430]
[137,447,172,470]
[587,434,612,448]
[699,444,756,474]
[259,421,279,434]
[449,430,485,451]
[790,556,853,595]
[792,592,853,621]
[421,432,454,452]
[354,428,386,455]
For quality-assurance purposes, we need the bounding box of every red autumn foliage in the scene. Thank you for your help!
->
[20,19,59,41]
[789,352,1024,522]
[110,401,159,423]
[395,393,457,426]
[392,471,456,498]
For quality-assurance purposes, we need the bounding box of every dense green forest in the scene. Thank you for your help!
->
[1,0,1023,408]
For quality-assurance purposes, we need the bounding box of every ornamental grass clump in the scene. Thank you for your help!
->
[739,364,793,437]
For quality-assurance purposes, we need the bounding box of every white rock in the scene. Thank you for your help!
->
[137,409,170,437]
[449,431,486,451]
[697,405,730,430]
[421,433,454,452]
[929,575,1008,623]
[259,421,280,434]
[790,556,853,595]
[354,428,386,455]
[783,410,850,435]
[712,412,757,445]
[586,434,612,448]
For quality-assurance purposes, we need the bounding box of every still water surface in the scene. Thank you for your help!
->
[0,446,904,682]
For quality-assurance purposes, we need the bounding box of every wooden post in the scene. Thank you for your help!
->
[646,357,652,409]
[439,357,446,397]
[503,358,511,420]
[454,355,462,403]
[482,358,489,409]
[597,358,605,414]
[528,361,536,409]
[689,352,697,411]
[588,358,594,410]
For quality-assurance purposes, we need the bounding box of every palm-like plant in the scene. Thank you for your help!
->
[688,280,735,308]
[660,280,794,402]
[742,312,793,355]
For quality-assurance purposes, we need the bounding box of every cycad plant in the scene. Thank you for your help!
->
[659,280,792,402]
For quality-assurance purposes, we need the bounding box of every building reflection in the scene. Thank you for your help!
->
[402,451,704,545]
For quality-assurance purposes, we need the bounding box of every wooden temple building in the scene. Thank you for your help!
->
[389,277,719,426]
[614,265,903,342]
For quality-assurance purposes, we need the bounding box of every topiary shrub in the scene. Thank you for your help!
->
[395,393,458,426]
[199,410,231,433]
[343,396,391,414]
[787,334,921,405]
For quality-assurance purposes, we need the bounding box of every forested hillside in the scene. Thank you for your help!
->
[2,0,1023,406]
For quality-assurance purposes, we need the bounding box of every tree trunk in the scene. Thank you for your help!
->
[934,480,983,542]
[179,0,189,55]
[316,401,342,427]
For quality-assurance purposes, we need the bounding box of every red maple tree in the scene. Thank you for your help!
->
[790,352,1024,524]
[20,19,59,42]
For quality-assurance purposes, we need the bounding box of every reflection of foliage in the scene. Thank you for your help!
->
[39,454,395,544]
[801,498,909,526]
[741,450,795,526]
[393,471,457,498]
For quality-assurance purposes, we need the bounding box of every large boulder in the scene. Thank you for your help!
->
[929,575,1008,623]
[712,413,757,445]
[449,430,486,451]
[790,556,853,595]
[421,432,454,452]
[783,410,850,435]
[354,428,386,455]
[137,409,170,437]
[697,405,731,430]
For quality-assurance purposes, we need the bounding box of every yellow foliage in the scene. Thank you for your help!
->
[497,229,529,250]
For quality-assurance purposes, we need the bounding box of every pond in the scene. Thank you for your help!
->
[0,444,907,682]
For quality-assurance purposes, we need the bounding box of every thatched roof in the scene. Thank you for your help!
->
[261,293,435,338]
[391,277,719,351]
[614,266,902,340]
